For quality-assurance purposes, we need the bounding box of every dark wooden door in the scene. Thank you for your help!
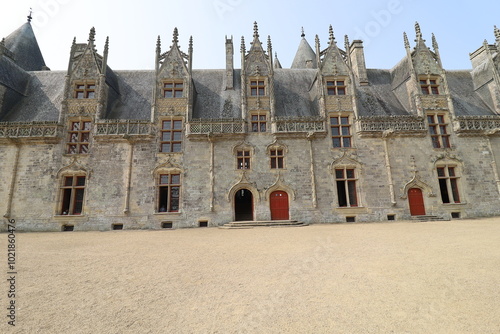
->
[270,191,289,220]
[408,188,425,216]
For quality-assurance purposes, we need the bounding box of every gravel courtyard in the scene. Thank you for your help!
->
[3,217,500,333]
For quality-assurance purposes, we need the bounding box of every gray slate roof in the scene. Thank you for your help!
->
[4,22,47,71]
[291,38,317,69]
[447,70,496,116]
[274,69,319,117]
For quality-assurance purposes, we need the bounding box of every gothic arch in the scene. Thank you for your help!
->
[227,172,260,203]
[265,139,288,155]
[401,172,436,199]
[56,158,90,178]
[329,152,362,174]
[264,173,295,201]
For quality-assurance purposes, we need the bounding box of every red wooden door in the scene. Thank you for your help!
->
[270,191,289,220]
[408,188,426,216]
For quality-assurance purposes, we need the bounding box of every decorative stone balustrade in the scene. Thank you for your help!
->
[94,120,154,137]
[357,116,426,136]
[454,115,500,135]
[0,121,60,139]
[188,119,245,135]
[275,116,325,133]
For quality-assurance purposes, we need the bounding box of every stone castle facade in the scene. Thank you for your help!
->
[2,19,500,231]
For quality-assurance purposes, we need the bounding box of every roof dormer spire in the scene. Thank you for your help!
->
[329,25,335,45]
[253,21,259,39]
[27,8,33,23]
[415,22,424,42]
[88,27,96,44]
[172,27,179,44]
[301,27,305,38]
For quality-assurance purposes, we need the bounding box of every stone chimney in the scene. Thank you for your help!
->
[349,40,369,85]
[225,36,234,90]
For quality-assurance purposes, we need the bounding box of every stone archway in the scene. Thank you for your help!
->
[234,189,253,221]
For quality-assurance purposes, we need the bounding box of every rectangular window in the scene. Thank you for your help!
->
[163,81,183,98]
[420,78,439,95]
[335,168,358,207]
[270,149,284,169]
[326,80,346,95]
[237,150,251,169]
[67,120,91,154]
[437,166,460,204]
[158,174,180,212]
[74,82,96,99]
[250,80,265,96]
[427,114,450,148]
[60,175,86,215]
[160,119,183,153]
[251,114,267,132]
[330,116,352,148]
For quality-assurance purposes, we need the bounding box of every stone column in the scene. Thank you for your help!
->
[307,133,317,208]
[4,141,21,218]
[382,130,396,205]
[123,139,134,214]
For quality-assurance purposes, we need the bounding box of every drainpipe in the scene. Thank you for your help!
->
[4,140,21,218]
[383,130,397,206]
[123,137,134,214]
[307,133,317,208]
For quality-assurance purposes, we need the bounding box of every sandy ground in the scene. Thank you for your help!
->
[2,218,500,334]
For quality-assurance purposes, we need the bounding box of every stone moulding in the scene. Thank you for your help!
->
[275,116,325,133]
[66,99,98,115]
[0,121,61,140]
[357,115,426,136]
[454,115,500,135]
[419,94,449,110]
[325,95,353,111]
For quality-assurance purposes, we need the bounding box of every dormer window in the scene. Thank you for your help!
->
[420,78,439,95]
[74,82,96,99]
[250,80,265,96]
[163,81,184,98]
[326,80,346,96]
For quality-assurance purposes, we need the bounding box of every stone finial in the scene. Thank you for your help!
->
[1,38,5,46]
[495,25,500,44]
[189,36,193,53]
[301,27,305,38]
[88,27,96,44]
[267,35,272,51]
[344,35,350,52]
[104,36,109,53]
[329,25,336,44]
[403,32,410,50]
[27,8,33,23]
[315,34,320,49]
[432,33,439,50]
[172,28,179,44]
[156,35,161,53]
[241,36,246,53]
[253,21,259,39]
[415,22,422,39]
[72,36,76,46]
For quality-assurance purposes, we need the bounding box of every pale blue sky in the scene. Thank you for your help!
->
[2,0,500,70]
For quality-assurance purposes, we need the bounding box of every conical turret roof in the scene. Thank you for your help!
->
[4,21,47,71]
[291,32,317,69]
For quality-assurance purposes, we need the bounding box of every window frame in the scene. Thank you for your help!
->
[420,77,440,95]
[437,165,461,204]
[326,79,347,96]
[67,119,92,154]
[162,80,184,98]
[335,168,358,208]
[74,81,96,99]
[330,114,352,148]
[236,149,251,170]
[251,113,267,132]
[270,148,285,169]
[427,113,451,149]
[59,174,86,215]
[160,119,183,153]
[249,79,266,97]
[157,173,181,213]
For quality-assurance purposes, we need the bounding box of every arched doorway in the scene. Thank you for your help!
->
[234,189,253,221]
[270,191,289,220]
[408,188,426,216]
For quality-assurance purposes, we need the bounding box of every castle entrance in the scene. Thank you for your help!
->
[270,191,289,220]
[408,188,426,216]
[234,189,253,221]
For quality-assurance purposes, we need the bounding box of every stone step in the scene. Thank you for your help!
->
[220,220,308,229]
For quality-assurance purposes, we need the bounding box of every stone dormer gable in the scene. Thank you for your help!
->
[406,22,442,76]
[241,22,272,77]
[318,26,350,77]
[156,28,192,80]
[68,28,108,81]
